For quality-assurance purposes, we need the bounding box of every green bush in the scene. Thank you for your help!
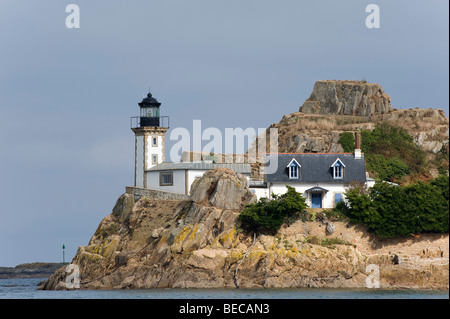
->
[363,123,425,176]
[238,186,308,232]
[324,203,349,221]
[365,154,410,181]
[339,123,426,182]
[339,176,449,238]
[338,132,355,153]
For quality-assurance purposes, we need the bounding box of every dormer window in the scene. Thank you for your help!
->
[287,158,301,179]
[331,158,345,179]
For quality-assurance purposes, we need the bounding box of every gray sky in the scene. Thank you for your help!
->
[0,0,448,266]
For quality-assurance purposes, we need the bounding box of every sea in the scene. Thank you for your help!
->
[0,277,448,299]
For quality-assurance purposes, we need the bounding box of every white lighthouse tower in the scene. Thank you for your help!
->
[131,90,169,188]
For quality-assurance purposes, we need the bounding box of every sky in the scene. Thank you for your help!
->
[0,0,448,267]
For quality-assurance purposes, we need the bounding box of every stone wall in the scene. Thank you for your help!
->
[125,186,192,201]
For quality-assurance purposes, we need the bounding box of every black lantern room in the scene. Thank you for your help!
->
[138,91,161,127]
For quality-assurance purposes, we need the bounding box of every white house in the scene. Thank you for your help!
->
[264,151,375,208]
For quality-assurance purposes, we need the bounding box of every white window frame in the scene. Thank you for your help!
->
[331,158,345,180]
[289,165,298,179]
[333,165,343,179]
[287,158,301,180]
[159,172,173,186]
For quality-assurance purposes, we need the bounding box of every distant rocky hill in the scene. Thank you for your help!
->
[0,262,67,279]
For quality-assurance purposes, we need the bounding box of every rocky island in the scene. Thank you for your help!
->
[41,80,449,291]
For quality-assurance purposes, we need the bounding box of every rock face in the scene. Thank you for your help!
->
[268,108,449,156]
[189,169,255,211]
[300,80,391,116]
[41,168,448,291]
[41,169,258,290]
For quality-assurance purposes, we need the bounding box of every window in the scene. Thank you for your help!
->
[287,158,301,179]
[160,172,173,186]
[152,154,158,164]
[334,165,343,179]
[152,137,158,147]
[335,193,343,206]
[289,165,298,179]
[331,158,345,179]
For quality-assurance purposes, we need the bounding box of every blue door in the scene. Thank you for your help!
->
[311,193,322,208]
[335,193,343,206]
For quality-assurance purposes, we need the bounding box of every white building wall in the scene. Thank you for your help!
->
[366,179,376,189]
[146,170,186,194]
[135,135,144,188]
[187,170,208,194]
[270,183,348,209]
[146,135,164,169]
[250,187,270,199]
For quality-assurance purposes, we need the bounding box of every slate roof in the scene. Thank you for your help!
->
[147,161,252,174]
[265,153,367,184]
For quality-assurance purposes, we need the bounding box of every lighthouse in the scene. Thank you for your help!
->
[131,90,169,188]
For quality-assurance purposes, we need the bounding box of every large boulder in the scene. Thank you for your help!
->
[300,80,391,116]
[190,168,256,210]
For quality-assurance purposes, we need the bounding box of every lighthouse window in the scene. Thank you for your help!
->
[160,172,173,186]
[152,137,158,147]
[152,154,158,164]
[140,107,155,117]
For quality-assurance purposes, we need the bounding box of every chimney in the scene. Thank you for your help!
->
[354,130,362,159]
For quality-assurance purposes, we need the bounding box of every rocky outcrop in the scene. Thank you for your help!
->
[269,108,449,156]
[41,168,448,291]
[41,169,257,290]
[300,80,391,116]
[189,168,255,211]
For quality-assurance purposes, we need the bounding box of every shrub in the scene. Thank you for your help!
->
[365,154,410,181]
[338,176,449,238]
[339,123,426,182]
[338,132,355,153]
[324,204,348,221]
[238,186,308,232]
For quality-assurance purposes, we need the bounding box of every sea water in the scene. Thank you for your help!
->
[0,278,448,299]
